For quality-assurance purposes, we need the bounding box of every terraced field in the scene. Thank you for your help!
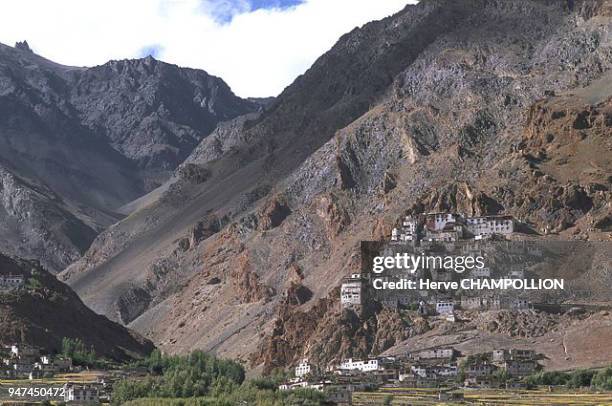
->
[353,387,612,405]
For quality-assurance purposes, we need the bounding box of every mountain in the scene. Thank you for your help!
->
[0,253,154,361]
[60,0,612,372]
[0,43,258,271]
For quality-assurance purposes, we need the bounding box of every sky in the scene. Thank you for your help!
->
[0,0,415,97]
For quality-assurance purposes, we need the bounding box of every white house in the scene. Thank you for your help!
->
[338,358,379,373]
[295,359,312,378]
[392,216,419,241]
[466,216,514,237]
[425,213,462,232]
[436,301,455,315]
[340,275,363,308]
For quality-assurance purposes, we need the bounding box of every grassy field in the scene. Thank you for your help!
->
[353,387,612,405]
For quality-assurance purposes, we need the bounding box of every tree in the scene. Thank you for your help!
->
[568,369,595,388]
[591,367,612,390]
[61,337,97,366]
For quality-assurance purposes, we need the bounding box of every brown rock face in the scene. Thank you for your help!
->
[258,195,291,231]
[408,183,504,218]
[252,287,414,373]
[251,292,338,373]
[314,194,351,239]
[231,252,273,304]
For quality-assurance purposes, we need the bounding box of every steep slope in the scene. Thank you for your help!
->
[0,42,257,271]
[0,166,99,272]
[62,0,612,370]
[0,253,154,361]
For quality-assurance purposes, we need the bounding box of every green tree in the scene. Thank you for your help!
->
[591,367,612,390]
[568,369,595,388]
[61,337,97,366]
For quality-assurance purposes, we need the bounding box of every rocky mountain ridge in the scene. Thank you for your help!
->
[0,42,258,271]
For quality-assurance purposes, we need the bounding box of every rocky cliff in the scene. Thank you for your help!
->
[60,0,611,372]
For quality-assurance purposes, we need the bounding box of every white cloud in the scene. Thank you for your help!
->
[0,0,415,97]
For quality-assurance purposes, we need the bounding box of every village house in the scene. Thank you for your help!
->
[508,298,530,311]
[340,274,364,309]
[411,365,434,379]
[417,300,431,316]
[0,344,73,380]
[7,344,39,360]
[411,363,459,379]
[13,359,34,378]
[466,216,515,238]
[391,212,517,244]
[295,358,312,378]
[504,360,537,376]
[492,349,508,362]
[278,378,332,392]
[435,364,458,378]
[338,358,380,373]
[508,349,536,360]
[0,274,25,291]
[461,296,501,311]
[391,216,419,242]
[63,383,100,404]
[425,213,463,232]
[413,348,457,361]
[436,301,455,315]
[424,222,465,242]
[466,362,497,378]
[36,362,57,377]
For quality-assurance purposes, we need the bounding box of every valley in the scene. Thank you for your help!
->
[0,0,611,404]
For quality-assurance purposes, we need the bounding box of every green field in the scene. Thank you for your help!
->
[353,387,612,405]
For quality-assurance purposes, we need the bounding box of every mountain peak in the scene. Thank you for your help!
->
[14,40,32,53]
